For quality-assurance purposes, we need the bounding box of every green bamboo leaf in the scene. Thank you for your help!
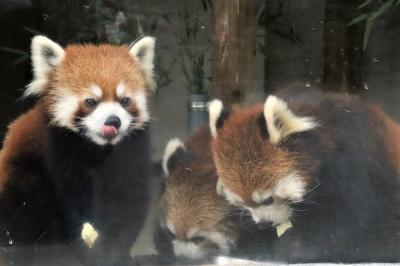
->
[13,54,30,65]
[348,13,369,25]
[0,47,29,56]
[23,26,42,35]
[358,0,374,9]
[370,0,395,20]
[363,17,375,50]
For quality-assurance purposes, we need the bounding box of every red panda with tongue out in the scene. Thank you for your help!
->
[0,36,155,265]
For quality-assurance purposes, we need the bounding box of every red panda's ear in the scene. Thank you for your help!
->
[263,95,317,143]
[162,138,186,176]
[208,99,230,138]
[25,36,65,98]
[129,36,156,91]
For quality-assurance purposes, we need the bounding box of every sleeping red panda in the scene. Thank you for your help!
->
[0,35,155,265]
[157,127,239,262]
[208,86,400,263]
[156,126,277,264]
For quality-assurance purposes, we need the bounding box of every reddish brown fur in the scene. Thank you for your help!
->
[367,105,400,172]
[212,106,312,207]
[0,106,46,191]
[161,127,238,241]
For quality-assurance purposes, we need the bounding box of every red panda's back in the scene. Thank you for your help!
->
[367,105,400,173]
[0,106,47,191]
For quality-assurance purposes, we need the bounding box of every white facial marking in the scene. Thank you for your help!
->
[173,240,206,259]
[187,227,199,239]
[172,229,235,259]
[166,219,175,234]
[246,173,306,226]
[162,138,185,176]
[90,85,102,98]
[247,203,292,226]
[50,92,79,131]
[274,173,306,201]
[206,231,235,255]
[133,90,149,126]
[222,187,244,206]
[116,82,126,98]
[252,190,272,204]
[81,102,133,145]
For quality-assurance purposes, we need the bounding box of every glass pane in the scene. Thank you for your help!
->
[1,0,400,265]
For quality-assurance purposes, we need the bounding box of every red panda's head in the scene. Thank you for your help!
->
[160,138,239,259]
[208,97,317,227]
[25,35,155,145]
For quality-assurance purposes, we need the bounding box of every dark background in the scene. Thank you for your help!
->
[0,0,399,156]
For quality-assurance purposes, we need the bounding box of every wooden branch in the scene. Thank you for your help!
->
[211,0,256,107]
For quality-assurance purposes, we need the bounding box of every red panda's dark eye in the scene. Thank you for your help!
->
[85,98,98,108]
[190,236,206,244]
[120,97,131,107]
[261,197,274,206]
[165,229,175,240]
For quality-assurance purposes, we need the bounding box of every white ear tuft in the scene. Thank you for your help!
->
[25,35,65,97]
[264,95,317,143]
[162,138,185,176]
[208,99,224,138]
[129,36,156,91]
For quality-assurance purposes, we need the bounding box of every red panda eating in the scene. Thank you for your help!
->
[157,127,240,261]
[0,36,155,265]
[208,86,400,263]
[156,126,277,263]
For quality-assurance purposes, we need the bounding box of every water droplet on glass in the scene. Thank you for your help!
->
[305,82,311,88]
[372,58,381,62]
[201,26,205,29]
[364,83,369,90]
[22,201,26,206]
[9,239,13,245]
[5,230,9,236]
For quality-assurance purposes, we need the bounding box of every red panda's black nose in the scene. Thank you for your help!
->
[105,116,121,129]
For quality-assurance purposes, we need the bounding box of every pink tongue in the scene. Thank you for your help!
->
[101,125,118,138]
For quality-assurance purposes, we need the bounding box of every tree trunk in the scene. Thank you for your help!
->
[323,0,364,93]
[211,0,256,107]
